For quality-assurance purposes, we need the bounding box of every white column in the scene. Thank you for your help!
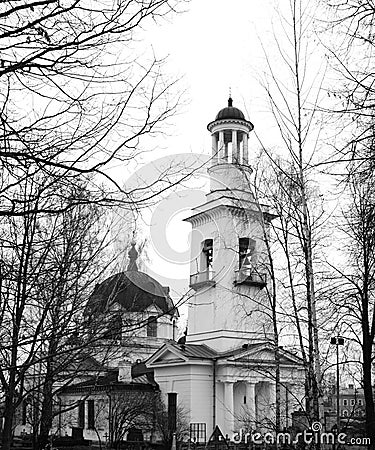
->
[224,381,234,437]
[243,132,248,164]
[219,131,224,161]
[246,382,256,426]
[232,130,237,163]
[212,133,218,163]
[269,382,276,422]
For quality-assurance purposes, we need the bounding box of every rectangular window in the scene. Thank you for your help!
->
[350,399,355,406]
[202,239,213,270]
[239,237,255,269]
[147,316,157,337]
[78,400,85,429]
[168,393,177,433]
[358,399,363,406]
[87,400,95,430]
[190,423,207,444]
[343,399,348,406]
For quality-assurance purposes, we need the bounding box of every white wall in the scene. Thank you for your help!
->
[187,205,272,351]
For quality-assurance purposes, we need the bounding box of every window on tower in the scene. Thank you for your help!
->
[235,237,266,288]
[190,239,216,290]
[202,239,213,270]
[239,237,256,269]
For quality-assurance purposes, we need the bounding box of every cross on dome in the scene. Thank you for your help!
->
[127,242,138,271]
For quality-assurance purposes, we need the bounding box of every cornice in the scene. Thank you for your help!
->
[207,118,254,132]
[185,204,266,227]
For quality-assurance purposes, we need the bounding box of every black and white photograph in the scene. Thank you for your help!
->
[0,0,374,449]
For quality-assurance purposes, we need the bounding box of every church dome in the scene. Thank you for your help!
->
[86,243,177,317]
[215,98,245,121]
[87,271,176,316]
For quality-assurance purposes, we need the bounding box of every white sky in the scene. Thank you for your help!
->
[117,0,329,305]
[149,0,276,153]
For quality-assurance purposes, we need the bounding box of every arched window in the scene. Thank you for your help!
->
[147,316,157,337]
[239,237,256,269]
[202,239,213,270]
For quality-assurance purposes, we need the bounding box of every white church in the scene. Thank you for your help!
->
[12,98,305,443]
[146,98,305,440]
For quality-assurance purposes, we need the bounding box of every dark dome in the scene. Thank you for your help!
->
[86,271,177,316]
[215,97,246,121]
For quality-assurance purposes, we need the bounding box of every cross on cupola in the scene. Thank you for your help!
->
[127,242,139,271]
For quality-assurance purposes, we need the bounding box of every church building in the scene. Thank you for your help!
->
[146,98,305,440]
[12,98,305,445]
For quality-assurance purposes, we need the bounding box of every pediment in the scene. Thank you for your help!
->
[146,344,188,367]
[228,343,302,366]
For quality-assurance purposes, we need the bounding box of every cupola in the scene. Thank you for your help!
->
[206,97,254,198]
[208,97,254,166]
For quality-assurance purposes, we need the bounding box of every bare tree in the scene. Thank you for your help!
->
[320,0,375,174]
[108,389,157,449]
[0,2,192,448]
[0,0,188,218]
[323,169,375,447]
[317,2,375,445]
[256,0,329,425]
[154,396,189,450]
[0,177,126,450]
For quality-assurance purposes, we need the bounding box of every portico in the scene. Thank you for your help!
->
[147,340,304,437]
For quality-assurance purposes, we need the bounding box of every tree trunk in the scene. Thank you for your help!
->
[363,330,375,449]
[38,339,57,450]
[2,389,16,450]
[38,375,54,450]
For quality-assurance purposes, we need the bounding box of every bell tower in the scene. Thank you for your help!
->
[185,97,274,352]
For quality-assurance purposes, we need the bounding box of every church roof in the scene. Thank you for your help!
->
[86,243,177,316]
[61,370,158,393]
[207,97,254,131]
[176,343,217,359]
[146,340,303,367]
[86,271,176,316]
[215,97,245,121]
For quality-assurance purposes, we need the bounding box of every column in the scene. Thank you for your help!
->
[283,382,289,429]
[243,132,248,164]
[269,382,276,421]
[219,131,224,161]
[224,381,234,437]
[212,133,218,163]
[232,130,237,163]
[246,382,256,426]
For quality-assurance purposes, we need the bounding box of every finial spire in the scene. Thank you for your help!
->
[127,242,138,271]
[228,87,233,107]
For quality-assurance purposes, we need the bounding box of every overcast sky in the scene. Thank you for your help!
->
[118,0,327,308]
